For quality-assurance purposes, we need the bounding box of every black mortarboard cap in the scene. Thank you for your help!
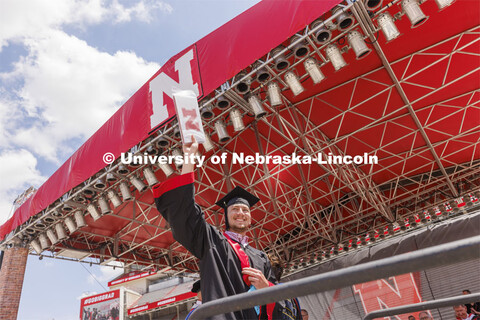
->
[215,186,260,229]
[191,280,201,293]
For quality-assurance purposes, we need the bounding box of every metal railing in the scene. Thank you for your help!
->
[363,292,480,320]
[189,235,480,319]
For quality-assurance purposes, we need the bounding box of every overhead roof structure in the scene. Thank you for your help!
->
[1,0,479,276]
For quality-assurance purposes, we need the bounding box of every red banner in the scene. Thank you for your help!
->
[108,270,157,287]
[127,291,196,315]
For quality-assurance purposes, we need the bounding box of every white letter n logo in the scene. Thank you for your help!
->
[149,49,200,129]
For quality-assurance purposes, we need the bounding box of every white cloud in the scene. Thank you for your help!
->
[0,0,162,234]
[87,264,124,286]
[0,0,173,50]
[2,29,159,162]
[0,149,46,224]
[111,0,174,23]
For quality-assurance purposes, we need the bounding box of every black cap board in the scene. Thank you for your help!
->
[191,280,201,293]
[215,186,260,230]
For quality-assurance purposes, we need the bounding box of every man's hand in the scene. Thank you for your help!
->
[242,267,271,289]
[181,135,198,175]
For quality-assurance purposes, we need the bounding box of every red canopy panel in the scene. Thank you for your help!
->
[0,0,342,240]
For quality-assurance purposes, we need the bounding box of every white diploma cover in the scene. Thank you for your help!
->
[173,90,206,144]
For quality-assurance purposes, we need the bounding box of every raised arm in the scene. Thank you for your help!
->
[153,136,210,258]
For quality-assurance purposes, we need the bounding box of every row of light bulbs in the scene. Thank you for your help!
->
[286,191,477,272]
[199,0,457,145]
[28,157,177,254]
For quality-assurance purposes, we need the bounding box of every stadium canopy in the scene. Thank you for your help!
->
[1,0,479,275]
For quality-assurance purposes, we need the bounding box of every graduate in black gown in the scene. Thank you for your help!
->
[153,136,276,320]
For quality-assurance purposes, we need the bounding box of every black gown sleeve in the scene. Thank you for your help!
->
[153,172,213,259]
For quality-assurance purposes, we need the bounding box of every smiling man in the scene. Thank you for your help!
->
[153,137,276,320]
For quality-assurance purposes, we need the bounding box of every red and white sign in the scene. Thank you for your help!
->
[353,273,423,320]
[108,270,158,287]
[150,46,202,131]
[127,291,197,315]
[80,289,121,320]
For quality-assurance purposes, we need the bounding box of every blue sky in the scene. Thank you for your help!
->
[0,1,259,319]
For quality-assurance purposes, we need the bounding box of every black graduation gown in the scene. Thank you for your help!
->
[153,172,276,320]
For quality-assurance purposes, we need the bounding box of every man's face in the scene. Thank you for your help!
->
[227,204,251,233]
[301,310,309,320]
[454,305,468,318]
[463,290,470,295]
[419,311,431,320]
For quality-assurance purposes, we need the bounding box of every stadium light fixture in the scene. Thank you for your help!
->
[107,189,122,208]
[377,12,400,42]
[464,194,473,207]
[202,134,215,152]
[215,120,231,143]
[409,216,417,228]
[230,109,245,132]
[449,199,460,213]
[146,146,157,156]
[87,203,102,221]
[94,178,106,189]
[290,34,309,58]
[98,195,111,214]
[326,44,347,71]
[61,202,73,213]
[171,148,184,169]
[284,71,305,96]
[117,165,129,175]
[311,19,332,44]
[39,233,50,250]
[143,167,159,187]
[65,216,77,233]
[74,210,87,228]
[247,94,267,119]
[434,0,455,10]
[215,95,231,110]
[44,215,56,224]
[332,6,354,30]
[304,58,325,84]
[55,223,67,241]
[401,0,428,28]
[364,0,383,10]
[156,137,169,148]
[73,193,86,204]
[130,175,148,192]
[31,239,42,254]
[271,46,290,71]
[119,181,132,201]
[82,188,96,198]
[46,228,58,245]
[158,162,174,177]
[253,62,270,83]
[324,250,331,259]
[235,72,251,94]
[200,103,214,120]
[348,30,371,59]
[267,82,283,106]
[106,173,117,183]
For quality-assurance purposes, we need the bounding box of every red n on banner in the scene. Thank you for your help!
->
[353,273,423,320]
